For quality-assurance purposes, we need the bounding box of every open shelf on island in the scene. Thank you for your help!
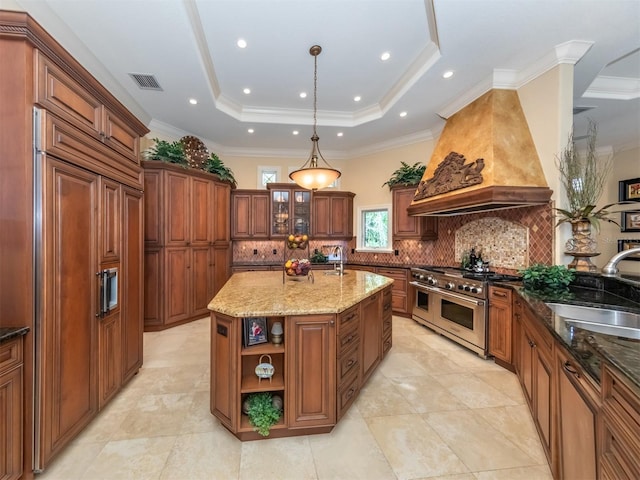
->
[241,342,284,356]
[240,371,285,392]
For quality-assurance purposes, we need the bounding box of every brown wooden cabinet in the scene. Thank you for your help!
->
[361,292,382,385]
[0,336,25,480]
[516,302,554,464]
[312,190,355,239]
[210,284,391,440]
[287,315,336,428]
[376,267,412,316]
[555,345,600,480]
[488,286,513,365]
[1,12,149,472]
[231,190,270,239]
[600,365,640,479]
[143,161,232,331]
[391,186,438,240]
[267,183,312,237]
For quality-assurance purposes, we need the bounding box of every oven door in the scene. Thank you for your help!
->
[426,286,488,356]
[411,281,435,326]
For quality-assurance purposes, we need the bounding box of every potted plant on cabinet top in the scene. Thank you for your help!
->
[382,161,426,189]
[555,120,620,271]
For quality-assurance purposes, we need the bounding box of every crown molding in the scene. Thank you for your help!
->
[583,75,640,100]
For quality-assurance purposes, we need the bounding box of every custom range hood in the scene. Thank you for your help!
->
[407,89,552,216]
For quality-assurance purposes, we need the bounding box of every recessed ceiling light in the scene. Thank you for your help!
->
[293,130,299,135]
[237,38,247,49]
[443,70,454,79]
[380,52,391,61]
[399,111,407,118]
[299,92,307,99]
[247,128,254,134]
[188,98,198,105]
[337,132,343,137]
[353,96,361,102]
[243,88,251,94]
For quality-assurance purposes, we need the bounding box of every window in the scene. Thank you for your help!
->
[356,204,392,252]
[257,166,281,188]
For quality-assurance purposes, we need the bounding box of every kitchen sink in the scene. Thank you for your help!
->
[323,271,348,276]
[546,303,640,339]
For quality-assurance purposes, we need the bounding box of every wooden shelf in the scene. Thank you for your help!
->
[241,371,285,392]
[241,342,285,356]
[239,413,286,432]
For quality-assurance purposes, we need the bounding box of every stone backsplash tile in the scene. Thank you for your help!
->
[233,204,554,271]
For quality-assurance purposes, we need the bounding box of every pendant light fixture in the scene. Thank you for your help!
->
[289,45,341,191]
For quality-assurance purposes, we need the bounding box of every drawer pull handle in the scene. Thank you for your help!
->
[563,361,580,377]
[384,304,391,311]
[346,387,355,399]
[347,359,355,367]
[492,291,507,298]
[528,339,536,348]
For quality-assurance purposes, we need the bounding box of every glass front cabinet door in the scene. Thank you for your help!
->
[268,184,311,237]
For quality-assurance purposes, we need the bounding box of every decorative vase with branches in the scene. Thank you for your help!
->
[555,120,619,270]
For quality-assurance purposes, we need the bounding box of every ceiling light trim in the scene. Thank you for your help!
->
[183,0,221,99]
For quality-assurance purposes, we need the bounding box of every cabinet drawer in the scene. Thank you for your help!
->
[338,304,360,333]
[337,370,359,419]
[0,338,22,373]
[489,286,512,305]
[382,331,392,357]
[338,322,359,355]
[382,315,392,335]
[338,344,359,384]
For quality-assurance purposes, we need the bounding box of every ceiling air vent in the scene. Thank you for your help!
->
[129,73,163,91]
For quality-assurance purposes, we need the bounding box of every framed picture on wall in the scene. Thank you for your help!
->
[621,211,640,232]
[619,177,640,202]
[617,239,640,261]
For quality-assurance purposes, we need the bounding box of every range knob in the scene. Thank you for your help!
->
[472,286,482,294]
[445,282,455,290]
[427,276,437,286]
[463,284,472,292]
[457,284,465,291]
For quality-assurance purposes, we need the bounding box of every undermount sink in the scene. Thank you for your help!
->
[323,270,348,276]
[546,303,640,340]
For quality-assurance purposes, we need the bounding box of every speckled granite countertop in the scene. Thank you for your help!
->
[507,283,640,390]
[0,326,29,344]
[208,270,394,317]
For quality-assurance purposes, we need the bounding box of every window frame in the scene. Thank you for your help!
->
[356,204,393,253]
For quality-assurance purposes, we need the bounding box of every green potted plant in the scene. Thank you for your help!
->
[144,138,188,166]
[519,264,575,294]
[245,392,282,437]
[382,161,426,189]
[204,152,237,187]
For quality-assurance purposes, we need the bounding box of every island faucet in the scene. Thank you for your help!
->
[601,246,640,276]
[333,245,344,275]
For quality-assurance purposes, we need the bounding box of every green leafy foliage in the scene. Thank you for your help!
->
[144,138,188,166]
[204,153,237,187]
[519,264,576,294]
[382,161,426,189]
[246,392,282,437]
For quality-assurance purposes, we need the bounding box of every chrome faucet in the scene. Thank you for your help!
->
[601,246,640,276]
[333,245,344,275]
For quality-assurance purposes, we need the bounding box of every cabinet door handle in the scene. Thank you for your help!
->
[330,320,335,325]
[563,361,580,377]
[528,339,536,348]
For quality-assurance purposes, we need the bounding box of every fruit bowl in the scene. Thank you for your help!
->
[287,234,309,249]
[284,258,311,276]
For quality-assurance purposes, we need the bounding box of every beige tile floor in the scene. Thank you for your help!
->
[37,316,552,480]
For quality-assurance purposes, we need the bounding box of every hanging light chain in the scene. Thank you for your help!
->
[313,50,318,136]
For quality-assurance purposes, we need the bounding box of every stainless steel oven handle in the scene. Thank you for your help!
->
[412,282,485,307]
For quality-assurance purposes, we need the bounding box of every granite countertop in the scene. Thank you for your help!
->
[0,326,29,344]
[510,284,640,390]
[208,270,394,317]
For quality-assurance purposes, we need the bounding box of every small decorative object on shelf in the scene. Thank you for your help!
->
[243,317,268,347]
[255,354,275,383]
[271,322,284,345]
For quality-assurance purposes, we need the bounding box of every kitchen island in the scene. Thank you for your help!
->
[208,270,393,440]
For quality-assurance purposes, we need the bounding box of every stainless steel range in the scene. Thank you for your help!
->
[410,266,520,358]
